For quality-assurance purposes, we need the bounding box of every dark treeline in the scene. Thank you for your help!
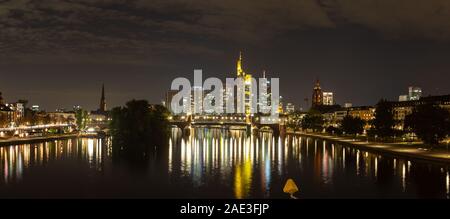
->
[289,99,450,148]
[109,100,170,165]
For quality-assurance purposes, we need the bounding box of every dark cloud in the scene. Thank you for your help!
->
[325,0,450,41]
[1,0,450,64]
[1,0,450,110]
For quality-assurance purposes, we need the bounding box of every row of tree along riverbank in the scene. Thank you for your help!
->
[287,99,450,149]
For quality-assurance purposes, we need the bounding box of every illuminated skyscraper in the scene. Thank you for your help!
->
[234,52,254,115]
[323,92,334,105]
[408,86,422,101]
[285,103,295,113]
[191,86,203,115]
[258,70,271,114]
[312,79,323,108]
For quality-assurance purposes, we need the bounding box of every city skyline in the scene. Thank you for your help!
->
[0,52,446,112]
[1,0,450,110]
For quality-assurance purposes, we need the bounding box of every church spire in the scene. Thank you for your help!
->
[312,79,323,108]
[99,83,106,112]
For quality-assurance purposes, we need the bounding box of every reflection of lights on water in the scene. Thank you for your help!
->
[402,163,406,192]
[278,137,282,175]
[407,161,411,173]
[314,140,317,155]
[331,144,334,159]
[446,172,449,199]
[306,138,309,156]
[356,150,360,176]
[374,157,378,178]
[88,139,94,162]
[342,148,345,169]
[393,159,397,173]
[298,138,302,165]
[180,138,185,173]
[168,139,172,173]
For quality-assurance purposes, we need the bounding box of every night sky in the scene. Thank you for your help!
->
[1,0,450,111]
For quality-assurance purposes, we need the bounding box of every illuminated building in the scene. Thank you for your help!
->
[323,110,347,128]
[391,94,450,130]
[399,95,408,102]
[278,96,284,114]
[73,105,82,111]
[203,92,215,114]
[347,106,375,130]
[31,105,40,112]
[323,92,334,105]
[0,103,13,126]
[399,86,422,102]
[285,103,295,114]
[166,90,179,114]
[312,79,323,108]
[0,93,24,126]
[408,86,422,101]
[234,52,254,116]
[7,102,24,123]
[258,70,271,114]
[191,86,204,115]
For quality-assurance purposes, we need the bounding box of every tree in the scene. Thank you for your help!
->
[341,115,365,136]
[301,110,324,132]
[372,99,396,138]
[0,113,8,128]
[109,100,170,163]
[326,126,342,135]
[404,103,450,147]
[75,109,88,130]
[287,111,304,131]
[21,108,37,126]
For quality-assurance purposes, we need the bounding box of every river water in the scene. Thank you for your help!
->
[0,128,449,198]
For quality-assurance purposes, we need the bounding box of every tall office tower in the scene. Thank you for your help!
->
[408,86,422,101]
[323,92,334,105]
[285,103,295,113]
[312,79,323,108]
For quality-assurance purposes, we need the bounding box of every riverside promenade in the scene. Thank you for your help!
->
[296,132,450,163]
[0,133,79,146]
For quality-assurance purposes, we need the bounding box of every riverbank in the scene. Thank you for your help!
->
[0,133,97,146]
[292,132,450,164]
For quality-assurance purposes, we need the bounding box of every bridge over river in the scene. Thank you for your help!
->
[169,114,287,137]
